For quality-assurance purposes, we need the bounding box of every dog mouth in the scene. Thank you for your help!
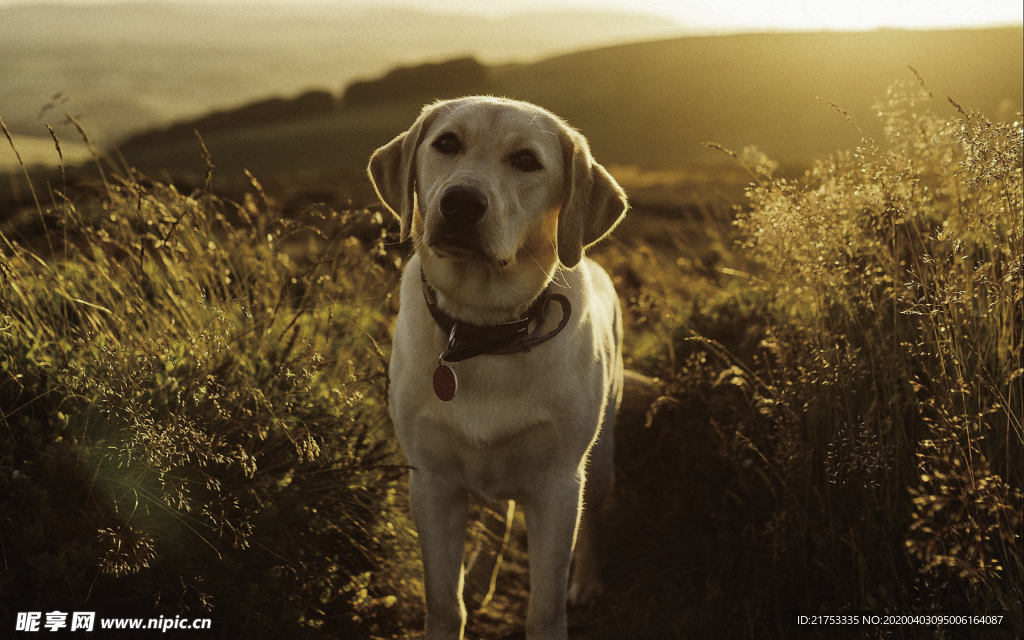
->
[426,229,513,268]
[429,243,513,269]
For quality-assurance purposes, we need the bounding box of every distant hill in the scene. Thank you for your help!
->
[119,57,493,151]
[114,27,1023,177]
[121,91,338,151]
[491,28,1024,167]
[0,2,682,146]
[341,57,492,109]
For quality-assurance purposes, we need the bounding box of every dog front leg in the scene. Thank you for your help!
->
[570,420,614,604]
[523,476,583,640]
[409,470,469,640]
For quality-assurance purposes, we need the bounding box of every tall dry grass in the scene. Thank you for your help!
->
[2,76,1019,638]
[727,80,1022,627]
[1,123,414,637]
[598,80,1021,640]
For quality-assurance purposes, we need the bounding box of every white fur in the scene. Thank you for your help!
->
[369,96,627,640]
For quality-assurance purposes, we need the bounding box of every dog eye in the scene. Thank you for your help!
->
[510,149,543,172]
[431,133,462,155]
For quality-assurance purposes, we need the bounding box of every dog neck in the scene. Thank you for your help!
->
[420,268,571,363]
[418,252,555,323]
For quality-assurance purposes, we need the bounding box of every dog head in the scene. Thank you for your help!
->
[369,96,626,321]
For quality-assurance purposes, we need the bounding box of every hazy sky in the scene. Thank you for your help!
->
[1,0,1021,32]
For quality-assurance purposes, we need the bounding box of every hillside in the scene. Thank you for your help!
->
[0,2,681,148]
[113,27,1023,179]
[493,28,1024,166]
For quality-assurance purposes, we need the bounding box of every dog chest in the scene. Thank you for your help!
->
[406,411,589,502]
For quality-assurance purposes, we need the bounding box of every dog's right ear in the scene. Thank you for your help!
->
[367,103,443,241]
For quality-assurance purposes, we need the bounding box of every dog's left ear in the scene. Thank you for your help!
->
[367,102,443,241]
[556,128,628,268]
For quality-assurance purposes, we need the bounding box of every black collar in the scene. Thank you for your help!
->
[421,269,571,363]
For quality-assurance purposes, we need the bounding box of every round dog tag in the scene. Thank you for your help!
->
[433,364,458,401]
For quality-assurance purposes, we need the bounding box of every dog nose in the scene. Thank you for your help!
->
[440,186,487,225]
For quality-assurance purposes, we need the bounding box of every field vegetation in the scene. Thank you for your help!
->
[1,121,410,637]
[1,76,1021,639]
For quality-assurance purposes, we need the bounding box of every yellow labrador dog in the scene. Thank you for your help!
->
[369,96,627,640]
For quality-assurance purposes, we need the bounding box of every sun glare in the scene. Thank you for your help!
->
[630,0,1023,31]
[449,0,1023,31]
[1,0,1020,32]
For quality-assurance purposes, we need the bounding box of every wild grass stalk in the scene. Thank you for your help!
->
[0,126,412,636]
[730,80,1022,626]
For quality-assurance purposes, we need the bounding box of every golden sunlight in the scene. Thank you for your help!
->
[633,0,1023,31]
